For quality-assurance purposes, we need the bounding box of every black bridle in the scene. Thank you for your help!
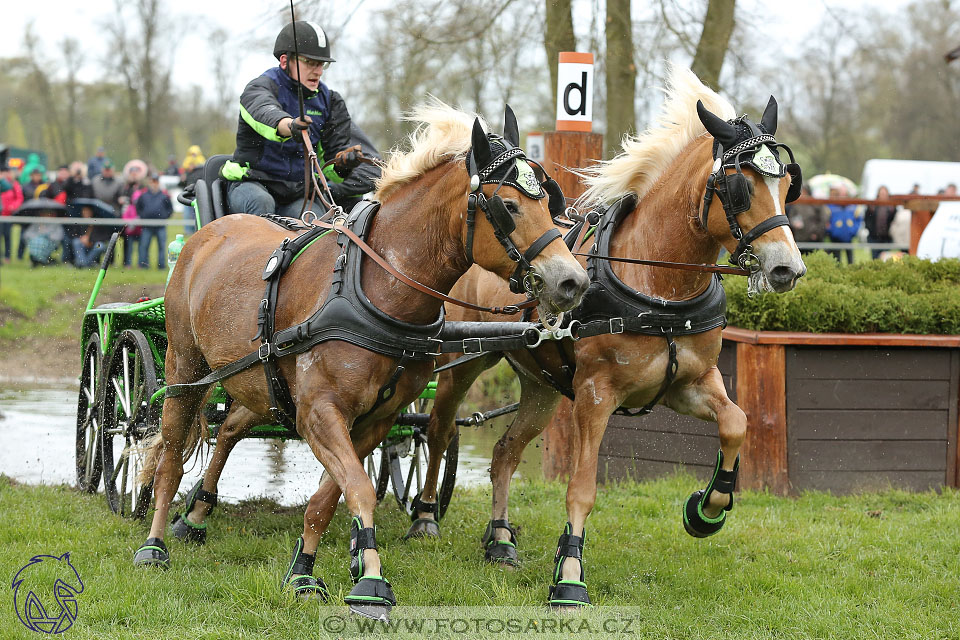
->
[699,116,802,271]
[465,134,565,295]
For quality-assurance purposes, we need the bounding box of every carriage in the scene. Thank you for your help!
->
[73,175,464,522]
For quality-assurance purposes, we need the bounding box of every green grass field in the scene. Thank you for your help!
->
[2,474,958,639]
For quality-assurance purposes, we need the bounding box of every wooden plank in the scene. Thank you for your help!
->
[790,347,951,381]
[737,342,788,493]
[951,350,959,487]
[792,470,944,493]
[788,379,950,411]
[598,428,718,463]
[792,440,945,472]
[724,326,960,348]
[791,410,947,441]
[607,409,717,437]
[543,132,604,198]
[598,457,712,484]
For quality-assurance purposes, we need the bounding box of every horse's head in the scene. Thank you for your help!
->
[697,98,806,294]
[465,106,589,318]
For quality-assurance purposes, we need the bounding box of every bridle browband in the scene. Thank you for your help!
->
[699,116,802,272]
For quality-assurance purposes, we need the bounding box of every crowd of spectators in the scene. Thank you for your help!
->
[0,145,201,269]
[785,182,957,264]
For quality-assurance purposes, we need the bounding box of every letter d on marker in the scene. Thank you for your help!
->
[556,52,594,132]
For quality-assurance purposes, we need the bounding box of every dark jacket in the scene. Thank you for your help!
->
[135,189,173,219]
[225,66,355,205]
[864,205,896,243]
[92,175,123,214]
[65,176,93,202]
[786,202,831,242]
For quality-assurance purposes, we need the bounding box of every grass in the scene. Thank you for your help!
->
[1,474,958,639]
[0,224,177,343]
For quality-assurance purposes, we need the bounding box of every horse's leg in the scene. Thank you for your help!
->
[484,372,561,567]
[295,405,397,612]
[170,404,266,543]
[135,383,208,568]
[405,354,500,540]
[664,366,746,535]
[550,385,619,607]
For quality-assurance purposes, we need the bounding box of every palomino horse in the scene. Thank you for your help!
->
[409,68,806,606]
[134,102,589,617]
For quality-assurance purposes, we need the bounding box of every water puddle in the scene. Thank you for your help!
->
[0,382,539,506]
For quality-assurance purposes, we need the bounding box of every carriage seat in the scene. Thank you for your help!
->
[203,154,232,220]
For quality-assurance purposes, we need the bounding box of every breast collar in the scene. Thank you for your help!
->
[570,194,727,336]
[271,200,444,362]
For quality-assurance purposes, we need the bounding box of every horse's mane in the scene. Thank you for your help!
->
[375,99,483,200]
[579,65,736,207]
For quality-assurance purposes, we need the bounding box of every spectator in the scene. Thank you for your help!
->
[945,183,958,197]
[136,173,172,269]
[71,203,112,268]
[65,162,93,202]
[87,147,108,179]
[909,183,921,196]
[45,165,71,203]
[120,183,144,267]
[825,185,861,265]
[23,209,64,266]
[164,154,180,177]
[785,185,830,253]
[23,167,47,200]
[180,145,205,234]
[181,145,206,176]
[19,154,44,186]
[120,164,146,266]
[864,186,896,259]
[1,164,23,263]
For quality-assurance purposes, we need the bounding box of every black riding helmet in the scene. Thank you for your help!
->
[273,21,335,63]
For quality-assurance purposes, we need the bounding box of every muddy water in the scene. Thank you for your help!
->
[0,382,540,506]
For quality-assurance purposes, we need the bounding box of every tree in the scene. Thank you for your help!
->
[604,0,636,155]
[690,0,736,91]
[544,0,576,105]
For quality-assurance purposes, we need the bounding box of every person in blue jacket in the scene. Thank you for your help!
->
[223,21,374,218]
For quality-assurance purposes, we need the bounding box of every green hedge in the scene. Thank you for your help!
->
[723,252,960,334]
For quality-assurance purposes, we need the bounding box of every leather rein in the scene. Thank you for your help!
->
[297,129,537,315]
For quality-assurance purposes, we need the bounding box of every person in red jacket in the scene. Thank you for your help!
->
[1,164,24,263]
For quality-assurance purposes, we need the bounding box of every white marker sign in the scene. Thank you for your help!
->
[555,52,594,132]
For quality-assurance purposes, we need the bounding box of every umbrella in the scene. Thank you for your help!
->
[807,173,859,198]
[13,198,67,216]
[70,197,118,218]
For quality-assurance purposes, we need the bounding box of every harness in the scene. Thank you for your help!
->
[699,115,802,271]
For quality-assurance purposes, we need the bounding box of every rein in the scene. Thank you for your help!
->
[571,252,751,276]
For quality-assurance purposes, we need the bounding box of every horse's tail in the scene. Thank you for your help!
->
[138,394,210,486]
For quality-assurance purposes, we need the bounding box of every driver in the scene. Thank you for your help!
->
[223,21,379,217]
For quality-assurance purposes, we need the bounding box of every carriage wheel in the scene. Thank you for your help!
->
[365,447,391,503]
[76,333,104,493]
[100,329,158,519]
[384,428,459,520]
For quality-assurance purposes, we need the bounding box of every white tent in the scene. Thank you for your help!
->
[917,202,960,260]
[859,158,960,198]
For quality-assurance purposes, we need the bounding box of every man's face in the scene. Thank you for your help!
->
[282,54,324,92]
[57,168,69,182]
[30,171,42,183]
[102,167,114,179]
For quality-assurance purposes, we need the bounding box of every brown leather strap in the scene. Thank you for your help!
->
[572,252,751,276]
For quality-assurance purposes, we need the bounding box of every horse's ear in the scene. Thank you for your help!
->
[760,96,778,135]
[697,100,737,150]
[471,118,491,169]
[503,104,520,147]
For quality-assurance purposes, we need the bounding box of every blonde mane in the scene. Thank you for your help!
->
[375,100,484,200]
[579,66,736,207]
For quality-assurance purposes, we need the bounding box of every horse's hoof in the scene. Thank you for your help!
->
[170,513,207,544]
[284,575,329,601]
[484,541,519,568]
[548,580,592,608]
[133,538,170,570]
[683,490,727,538]
[345,576,396,619]
[403,518,440,540]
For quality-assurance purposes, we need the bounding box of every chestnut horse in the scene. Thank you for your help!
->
[134,102,588,617]
[410,68,807,606]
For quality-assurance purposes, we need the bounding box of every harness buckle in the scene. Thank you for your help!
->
[463,338,483,354]
[609,317,624,334]
[258,343,272,361]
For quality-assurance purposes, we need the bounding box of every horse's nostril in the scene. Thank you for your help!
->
[769,265,796,287]
[559,272,590,304]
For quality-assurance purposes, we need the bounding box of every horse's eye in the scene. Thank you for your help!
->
[504,200,520,214]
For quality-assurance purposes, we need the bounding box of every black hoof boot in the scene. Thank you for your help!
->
[403,494,440,540]
[281,537,329,601]
[346,516,394,619]
[134,538,170,569]
[548,523,591,608]
[481,519,519,567]
[683,450,739,538]
[170,481,217,545]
